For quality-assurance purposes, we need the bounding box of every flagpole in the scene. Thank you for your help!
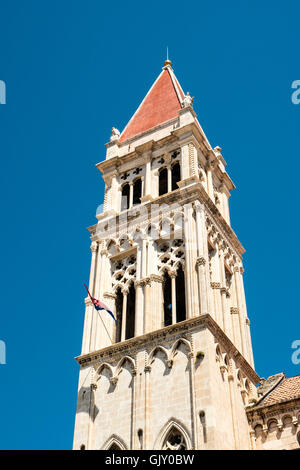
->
[84,283,113,345]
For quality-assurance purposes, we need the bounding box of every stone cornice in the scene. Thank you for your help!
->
[75,313,260,384]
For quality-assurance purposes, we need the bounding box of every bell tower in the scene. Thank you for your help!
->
[73,59,260,450]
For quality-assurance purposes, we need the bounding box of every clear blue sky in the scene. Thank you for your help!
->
[0,0,299,450]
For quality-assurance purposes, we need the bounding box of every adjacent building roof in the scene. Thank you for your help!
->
[256,374,300,407]
[119,63,185,143]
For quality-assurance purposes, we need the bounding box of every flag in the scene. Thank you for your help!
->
[84,283,117,323]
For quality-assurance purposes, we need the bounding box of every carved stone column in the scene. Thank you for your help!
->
[183,203,199,318]
[233,267,247,358]
[81,241,98,355]
[219,182,231,226]
[180,142,190,180]
[144,151,152,199]
[227,369,239,449]
[194,201,210,315]
[206,163,215,203]
[169,270,177,324]
[150,274,164,330]
[143,278,152,333]
[219,245,231,337]
[210,242,223,327]
[129,182,133,209]
[144,365,151,450]
[196,257,208,314]
[121,289,128,341]
[134,279,144,337]
[89,241,98,294]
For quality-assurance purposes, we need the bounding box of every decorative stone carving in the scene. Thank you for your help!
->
[211,282,221,289]
[110,376,118,386]
[90,241,98,253]
[196,257,206,266]
[182,92,194,108]
[110,127,120,142]
[230,307,239,314]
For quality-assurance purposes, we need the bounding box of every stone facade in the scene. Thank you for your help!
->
[73,60,300,450]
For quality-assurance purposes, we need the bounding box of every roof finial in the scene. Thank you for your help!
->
[164,46,172,67]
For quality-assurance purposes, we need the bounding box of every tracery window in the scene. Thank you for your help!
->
[111,255,137,342]
[163,428,187,450]
[158,240,186,326]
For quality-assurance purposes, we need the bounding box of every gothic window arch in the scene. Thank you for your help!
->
[108,443,122,450]
[121,183,130,211]
[126,282,136,339]
[103,435,127,450]
[159,167,168,196]
[162,270,172,327]
[162,426,187,450]
[115,287,123,343]
[133,178,142,205]
[176,264,186,322]
[171,161,181,191]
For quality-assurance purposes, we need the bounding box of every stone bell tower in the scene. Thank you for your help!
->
[73,59,260,450]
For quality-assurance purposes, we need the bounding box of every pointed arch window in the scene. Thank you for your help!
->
[159,168,168,196]
[163,271,172,326]
[176,264,186,322]
[126,283,136,339]
[115,288,123,343]
[133,178,142,205]
[121,183,130,211]
[171,162,181,191]
[108,443,122,450]
[163,427,187,450]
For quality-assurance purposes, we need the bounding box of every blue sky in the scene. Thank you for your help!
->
[0,0,299,449]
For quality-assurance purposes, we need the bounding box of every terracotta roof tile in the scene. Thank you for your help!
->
[259,375,300,406]
[120,68,182,143]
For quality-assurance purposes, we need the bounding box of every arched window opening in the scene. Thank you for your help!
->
[171,162,181,191]
[163,271,172,327]
[121,184,130,211]
[108,442,122,450]
[115,288,123,343]
[163,427,187,450]
[133,178,142,205]
[137,429,143,450]
[159,168,168,196]
[80,444,85,450]
[126,283,135,339]
[297,431,300,447]
[199,411,207,443]
[176,265,186,322]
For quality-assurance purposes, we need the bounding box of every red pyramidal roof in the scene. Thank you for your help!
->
[120,65,184,143]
